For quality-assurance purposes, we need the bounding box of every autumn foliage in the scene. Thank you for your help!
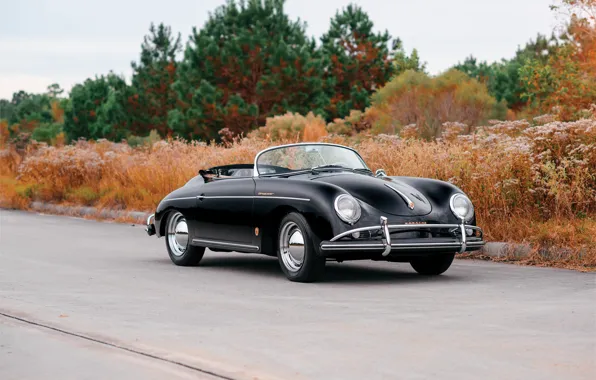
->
[362,70,503,138]
[320,4,394,119]
[521,0,596,119]
[1,113,595,269]
[1,1,596,271]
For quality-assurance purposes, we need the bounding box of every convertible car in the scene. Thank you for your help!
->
[146,143,484,282]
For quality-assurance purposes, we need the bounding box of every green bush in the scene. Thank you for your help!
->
[67,186,101,205]
[31,123,63,143]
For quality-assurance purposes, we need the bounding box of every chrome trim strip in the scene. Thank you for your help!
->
[380,216,391,256]
[169,195,310,201]
[253,142,369,177]
[462,240,484,245]
[197,195,310,201]
[384,183,415,210]
[329,226,383,241]
[321,243,385,250]
[330,224,483,242]
[165,196,198,202]
[257,196,311,201]
[191,238,259,251]
[320,241,485,251]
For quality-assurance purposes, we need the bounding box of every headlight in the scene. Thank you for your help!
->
[450,194,474,221]
[334,194,361,224]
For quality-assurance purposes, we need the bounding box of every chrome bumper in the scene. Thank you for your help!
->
[320,217,484,256]
[145,214,156,236]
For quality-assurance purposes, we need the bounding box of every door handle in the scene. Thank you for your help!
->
[198,194,205,201]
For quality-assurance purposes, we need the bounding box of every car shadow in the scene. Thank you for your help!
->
[168,254,462,284]
[322,262,459,284]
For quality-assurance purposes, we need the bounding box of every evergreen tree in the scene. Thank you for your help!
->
[454,34,558,110]
[320,4,394,119]
[64,74,132,141]
[130,23,182,137]
[171,0,328,141]
[46,83,64,98]
[9,93,52,125]
[0,99,13,121]
[392,39,426,75]
[11,91,30,107]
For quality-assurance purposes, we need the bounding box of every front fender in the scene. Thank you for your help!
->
[389,176,477,225]
[154,177,205,237]
[335,176,477,236]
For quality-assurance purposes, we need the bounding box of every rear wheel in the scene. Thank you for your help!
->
[277,212,325,282]
[410,253,455,275]
[165,211,205,266]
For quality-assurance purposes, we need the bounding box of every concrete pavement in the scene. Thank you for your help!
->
[0,210,594,379]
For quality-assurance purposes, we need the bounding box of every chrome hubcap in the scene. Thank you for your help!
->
[167,212,188,257]
[279,221,305,272]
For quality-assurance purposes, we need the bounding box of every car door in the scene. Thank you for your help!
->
[193,177,256,249]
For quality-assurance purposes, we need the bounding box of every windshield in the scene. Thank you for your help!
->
[256,144,369,176]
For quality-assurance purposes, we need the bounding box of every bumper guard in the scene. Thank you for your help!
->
[320,217,483,256]
[146,214,156,236]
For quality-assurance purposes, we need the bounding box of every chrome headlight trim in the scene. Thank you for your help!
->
[334,194,362,224]
[449,193,474,221]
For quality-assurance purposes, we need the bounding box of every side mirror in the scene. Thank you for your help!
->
[375,169,387,177]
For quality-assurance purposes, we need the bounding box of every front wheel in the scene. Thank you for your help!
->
[277,212,325,282]
[410,253,455,275]
[165,211,205,266]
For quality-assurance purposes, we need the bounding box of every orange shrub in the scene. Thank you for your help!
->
[327,110,370,135]
[521,1,596,120]
[0,147,22,177]
[0,119,9,148]
[1,117,594,268]
[248,112,328,142]
[365,69,502,138]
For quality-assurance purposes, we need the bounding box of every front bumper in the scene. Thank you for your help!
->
[320,217,484,257]
[146,214,156,236]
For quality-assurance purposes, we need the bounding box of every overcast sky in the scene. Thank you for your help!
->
[0,0,558,99]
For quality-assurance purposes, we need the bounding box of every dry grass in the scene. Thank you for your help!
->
[1,118,594,270]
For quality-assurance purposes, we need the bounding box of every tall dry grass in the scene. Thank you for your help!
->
[1,117,594,269]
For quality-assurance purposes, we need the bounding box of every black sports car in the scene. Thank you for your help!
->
[146,143,484,282]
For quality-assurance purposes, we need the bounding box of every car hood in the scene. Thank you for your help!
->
[310,173,432,216]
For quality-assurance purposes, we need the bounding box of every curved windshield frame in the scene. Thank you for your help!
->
[254,143,369,176]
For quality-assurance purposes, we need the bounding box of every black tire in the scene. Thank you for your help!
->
[165,211,205,266]
[277,212,325,282]
[410,253,455,275]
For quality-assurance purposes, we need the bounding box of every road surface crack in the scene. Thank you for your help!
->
[0,312,237,380]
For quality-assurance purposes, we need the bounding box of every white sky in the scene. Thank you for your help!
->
[0,0,558,99]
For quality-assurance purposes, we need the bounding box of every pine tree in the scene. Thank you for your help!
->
[392,45,426,76]
[64,74,132,141]
[46,83,64,98]
[171,0,328,141]
[320,4,394,119]
[130,23,182,137]
[454,34,559,111]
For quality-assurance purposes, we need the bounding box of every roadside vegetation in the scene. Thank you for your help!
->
[1,112,594,270]
[0,0,595,270]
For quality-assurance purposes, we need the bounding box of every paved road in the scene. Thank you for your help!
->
[0,210,594,380]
